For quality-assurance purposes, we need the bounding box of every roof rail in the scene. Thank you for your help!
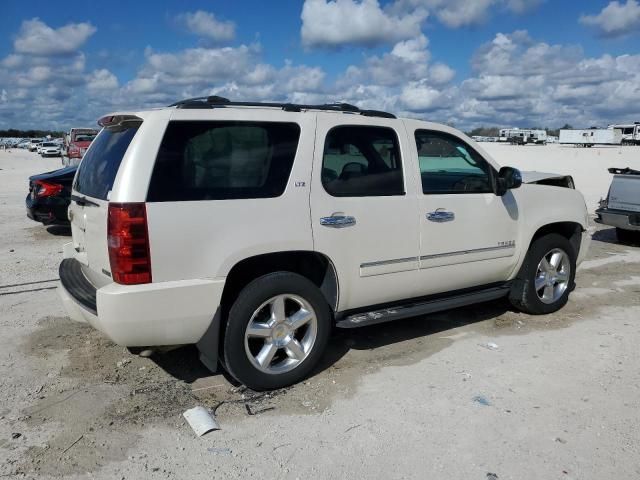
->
[167,96,396,119]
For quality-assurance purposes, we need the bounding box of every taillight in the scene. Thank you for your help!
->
[107,203,152,285]
[34,180,63,198]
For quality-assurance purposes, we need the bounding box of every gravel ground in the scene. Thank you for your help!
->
[1,147,640,479]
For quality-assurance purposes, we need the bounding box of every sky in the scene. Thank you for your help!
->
[1,0,640,130]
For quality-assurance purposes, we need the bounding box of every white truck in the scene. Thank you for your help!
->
[57,97,591,390]
[559,128,622,147]
[596,167,640,244]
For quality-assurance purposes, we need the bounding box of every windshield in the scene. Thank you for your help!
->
[74,134,96,142]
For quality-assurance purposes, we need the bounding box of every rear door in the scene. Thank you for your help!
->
[69,117,143,286]
[310,115,421,311]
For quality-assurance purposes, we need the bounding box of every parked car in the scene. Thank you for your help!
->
[596,167,640,244]
[62,128,99,166]
[28,139,42,152]
[58,97,591,390]
[39,141,62,157]
[26,166,77,225]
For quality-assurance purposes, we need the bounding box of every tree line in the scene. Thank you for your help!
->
[0,129,65,138]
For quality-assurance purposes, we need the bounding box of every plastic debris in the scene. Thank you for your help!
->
[183,406,219,437]
[481,342,499,350]
[207,447,232,455]
[473,395,491,406]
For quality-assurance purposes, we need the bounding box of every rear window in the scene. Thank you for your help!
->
[147,121,300,202]
[74,124,140,200]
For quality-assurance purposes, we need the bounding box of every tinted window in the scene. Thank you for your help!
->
[322,126,404,197]
[415,130,494,194]
[147,121,300,202]
[74,124,140,200]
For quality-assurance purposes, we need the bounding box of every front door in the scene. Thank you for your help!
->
[410,127,520,294]
[310,115,421,311]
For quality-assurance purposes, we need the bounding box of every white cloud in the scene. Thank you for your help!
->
[87,69,119,91]
[300,0,427,48]
[579,0,640,38]
[14,18,96,56]
[176,10,236,43]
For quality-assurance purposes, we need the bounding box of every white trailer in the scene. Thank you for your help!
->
[559,129,622,147]
[607,123,640,145]
[499,128,547,144]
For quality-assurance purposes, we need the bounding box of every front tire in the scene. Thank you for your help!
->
[509,233,576,315]
[223,272,331,390]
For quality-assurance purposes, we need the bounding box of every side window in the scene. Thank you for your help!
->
[415,130,494,194]
[322,126,404,197]
[147,121,300,201]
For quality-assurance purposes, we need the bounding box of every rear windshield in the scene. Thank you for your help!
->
[74,124,140,200]
[147,121,300,202]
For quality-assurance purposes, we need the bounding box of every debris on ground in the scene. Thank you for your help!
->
[472,395,491,406]
[207,447,232,455]
[11,433,22,439]
[481,342,499,351]
[183,406,219,437]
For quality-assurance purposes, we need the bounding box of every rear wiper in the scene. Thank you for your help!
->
[71,194,99,207]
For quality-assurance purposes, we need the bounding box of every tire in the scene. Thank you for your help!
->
[223,272,331,390]
[509,233,576,315]
[616,228,640,245]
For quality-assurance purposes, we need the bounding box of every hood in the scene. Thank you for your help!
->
[29,166,78,182]
[521,170,575,189]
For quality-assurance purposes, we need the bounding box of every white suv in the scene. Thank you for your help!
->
[58,97,591,390]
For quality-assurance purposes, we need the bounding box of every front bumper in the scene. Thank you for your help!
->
[58,257,224,347]
[595,208,640,232]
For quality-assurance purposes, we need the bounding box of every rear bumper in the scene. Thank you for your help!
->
[595,208,640,231]
[25,195,70,225]
[58,258,224,347]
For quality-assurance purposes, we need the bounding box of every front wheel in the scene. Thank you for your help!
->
[509,233,576,315]
[223,272,331,390]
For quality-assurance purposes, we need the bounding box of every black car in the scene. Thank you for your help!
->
[26,166,77,225]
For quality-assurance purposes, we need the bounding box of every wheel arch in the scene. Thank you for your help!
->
[220,250,339,314]
[529,221,584,257]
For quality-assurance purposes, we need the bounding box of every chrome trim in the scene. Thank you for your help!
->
[320,215,356,228]
[427,210,455,222]
[361,256,419,269]
[420,244,515,261]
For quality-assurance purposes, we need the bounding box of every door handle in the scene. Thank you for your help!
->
[426,210,455,222]
[320,215,356,228]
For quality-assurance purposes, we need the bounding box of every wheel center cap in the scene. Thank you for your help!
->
[273,324,290,342]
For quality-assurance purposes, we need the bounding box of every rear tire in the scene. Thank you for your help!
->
[223,272,331,391]
[509,233,576,315]
[616,227,640,245]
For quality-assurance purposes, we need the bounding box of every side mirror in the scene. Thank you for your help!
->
[496,166,522,196]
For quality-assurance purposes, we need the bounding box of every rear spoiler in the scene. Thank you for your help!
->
[608,167,640,175]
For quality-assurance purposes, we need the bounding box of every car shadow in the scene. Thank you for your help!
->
[149,298,512,386]
[46,225,72,236]
[591,227,619,245]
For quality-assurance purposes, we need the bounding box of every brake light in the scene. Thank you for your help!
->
[34,180,63,198]
[107,203,152,285]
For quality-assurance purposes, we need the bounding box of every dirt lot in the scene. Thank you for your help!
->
[1,146,640,479]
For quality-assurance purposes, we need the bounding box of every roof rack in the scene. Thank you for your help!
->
[167,96,396,119]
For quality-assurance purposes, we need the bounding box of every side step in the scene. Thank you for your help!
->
[335,285,510,329]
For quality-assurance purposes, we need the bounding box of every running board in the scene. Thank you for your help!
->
[335,285,510,329]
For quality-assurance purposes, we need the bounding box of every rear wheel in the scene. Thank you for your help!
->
[616,227,640,245]
[223,272,331,390]
[509,233,576,315]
